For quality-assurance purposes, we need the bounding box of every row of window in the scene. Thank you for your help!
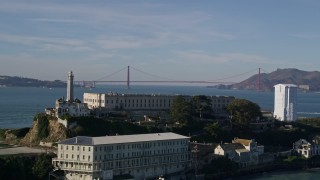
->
[60,147,188,162]
[61,145,91,152]
[93,148,189,160]
[94,140,188,152]
[60,153,91,161]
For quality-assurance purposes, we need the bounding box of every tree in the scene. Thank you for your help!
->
[190,95,212,118]
[32,153,55,180]
[170,96,192,124]
[227,99,262,127]
[201,156,238,174]
[204,122,220,138]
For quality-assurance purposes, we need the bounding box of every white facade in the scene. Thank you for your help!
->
[55,98,91,118]
[83,92,234,113]
[274,84,297,121]
[52,132,191,180]
[45,71,91,123]
[214,138,264,168]
[293,138,320,158]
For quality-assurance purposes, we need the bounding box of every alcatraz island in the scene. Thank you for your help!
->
[1,70,320,180]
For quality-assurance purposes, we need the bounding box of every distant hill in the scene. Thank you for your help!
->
[0,75,66,87]
[230,68,320,91]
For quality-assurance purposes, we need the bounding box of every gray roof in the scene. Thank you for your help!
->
[58,132,189,146]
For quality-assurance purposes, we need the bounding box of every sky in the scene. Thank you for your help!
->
[0,0,320,83]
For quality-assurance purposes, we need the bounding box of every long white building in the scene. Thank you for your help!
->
[274,84,297,121]
[52,132,191,180]
[83,92,234,114]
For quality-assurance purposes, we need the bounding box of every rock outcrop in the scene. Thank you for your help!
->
[21,118,68,146]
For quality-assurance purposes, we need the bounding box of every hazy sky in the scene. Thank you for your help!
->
[0,0,319,83]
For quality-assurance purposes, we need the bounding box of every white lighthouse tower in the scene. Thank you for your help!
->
[67,71,74,102]
[274,84,297,121]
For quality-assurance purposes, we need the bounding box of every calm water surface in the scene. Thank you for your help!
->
[235,169,320,179]
[0,85,320,128]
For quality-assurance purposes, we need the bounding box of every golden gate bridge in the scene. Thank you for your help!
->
[74,66,263,90]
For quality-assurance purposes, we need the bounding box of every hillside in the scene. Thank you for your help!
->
[0,75,66,87]
[230,68,320,91]
[20,115,68,146]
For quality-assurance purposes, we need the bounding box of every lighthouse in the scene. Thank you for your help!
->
[67,71,74,102]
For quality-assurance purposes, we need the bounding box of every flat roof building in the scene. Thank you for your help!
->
[83,92,235,115]
[52,132,192,180]
[274,84,297,121]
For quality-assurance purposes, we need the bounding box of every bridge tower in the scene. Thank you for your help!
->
[258,67,260,92]
[127,66,130,89]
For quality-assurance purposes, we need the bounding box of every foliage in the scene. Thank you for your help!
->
[201,156,238,174]
[170,96,192,124]
[190,95,213,118]
[9,127,30,138]
[36,113,49,139]
[297,118,320,127]
[227,99,262,127]
[68,116,157,137]
[32,153,56,179]
[0,156,34,179]
[61,113,71,121]
[0,129,7,139]
[0,153,55,180]
[171,120,205,136]
[204,122,220,138]
[283,156,305,163]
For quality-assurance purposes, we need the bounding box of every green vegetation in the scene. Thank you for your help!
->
[32,154,55,179]
[227,99,262,127]
[68,116,158,137]
[0,153,55,180]
[35,113,49,139]
[297,118,320,127]
[9,128,30,138]
[201,156,238,174]
[170,96,192,124]
[60,113,71,121]
[190,95,213,118]
[0,129,7,140]
[204,122,220,138]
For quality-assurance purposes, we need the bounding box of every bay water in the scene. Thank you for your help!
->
[0,85,320,129]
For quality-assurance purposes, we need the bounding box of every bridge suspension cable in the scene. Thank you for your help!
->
[130,66,178,81]
[207,68,258,82]
[95,67,127,81]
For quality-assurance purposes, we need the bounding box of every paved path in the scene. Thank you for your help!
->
[0,146,47,155]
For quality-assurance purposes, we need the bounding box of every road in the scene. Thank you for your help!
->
[0,146,47,155]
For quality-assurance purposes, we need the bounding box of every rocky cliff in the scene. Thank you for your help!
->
[20,117,68,146]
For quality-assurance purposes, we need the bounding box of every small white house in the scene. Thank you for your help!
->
[293,138,320,158]
[214,138,264,168]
